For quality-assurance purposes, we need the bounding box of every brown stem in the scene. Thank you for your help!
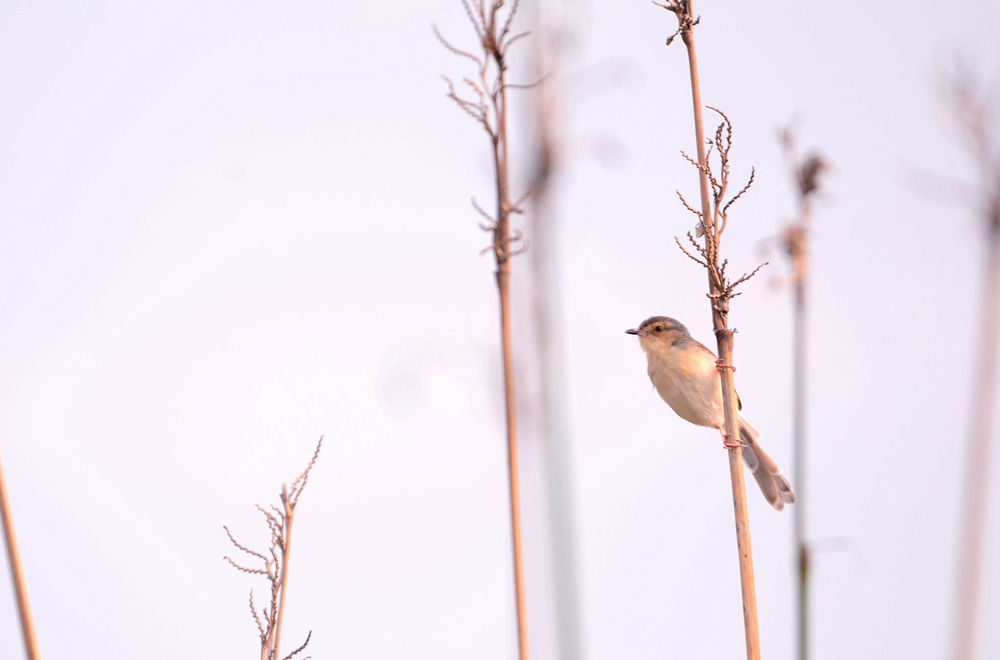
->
[271,485,295,660]
[439,6,530,654]
[714,327,761,660]
[497,264,529,660]
[678,4,761,658]
[494,58,530,660]
[0,454,40,660]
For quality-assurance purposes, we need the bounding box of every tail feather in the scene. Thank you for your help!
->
[738,418,795,511]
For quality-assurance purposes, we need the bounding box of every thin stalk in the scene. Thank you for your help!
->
[714,329,761,660]
[498,262,529,660]
[952,220,1000,660]
[0,454,40,660]
[677,4,761,658]
[271,485,295,660]
[498,144,530,660]
[436,6,531,654]
[492,60,529,660]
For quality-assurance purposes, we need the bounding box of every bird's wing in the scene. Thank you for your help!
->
[693,337,742,409]
[691,338,717,359]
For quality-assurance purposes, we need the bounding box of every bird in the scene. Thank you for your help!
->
[626,315,795,511]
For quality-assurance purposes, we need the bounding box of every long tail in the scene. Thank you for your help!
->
[738,417,795,511]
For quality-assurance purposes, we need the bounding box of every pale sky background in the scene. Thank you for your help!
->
[1,1,999,659]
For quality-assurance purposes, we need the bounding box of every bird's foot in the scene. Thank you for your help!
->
[715,359,736,373]
[716,425,744,449]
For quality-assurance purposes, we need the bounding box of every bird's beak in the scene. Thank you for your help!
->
[625,328,641,336]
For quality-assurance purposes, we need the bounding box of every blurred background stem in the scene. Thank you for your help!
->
[944,64,1000,660]
[953,208,999,660]
[778,130,826,660]
[792,263,809,660]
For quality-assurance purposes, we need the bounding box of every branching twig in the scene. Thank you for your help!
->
[224,524,270,563]
[288,437,322,507]
[250,591,267,643]
[654,0,701,46]
[224,437,323,660]
[677,190,703,219]
[728,261,768,293]
[432,24,483,68]
[675,109,765,309]
[223,555,269,577]
[673,232,704,265]
[281,630,313,660]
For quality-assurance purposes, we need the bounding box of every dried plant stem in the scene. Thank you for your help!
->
[663,1,760,657]
[714,331,761,660]
[270,485,295,660]
[0,455,40,660]
[494,65,530,660]
[953,221,1000,660]
[498,262,529,660]
[436,4,531,656]
[225,438,320,660]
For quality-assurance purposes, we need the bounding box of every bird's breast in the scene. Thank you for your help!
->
[645,349,724,429]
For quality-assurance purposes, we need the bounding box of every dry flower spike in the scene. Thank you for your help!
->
[224,437,322,660]
[674,107,766,311]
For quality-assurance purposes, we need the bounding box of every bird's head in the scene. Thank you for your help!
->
[625,316,691,352]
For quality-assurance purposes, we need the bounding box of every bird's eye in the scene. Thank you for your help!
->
[654,325,663,332]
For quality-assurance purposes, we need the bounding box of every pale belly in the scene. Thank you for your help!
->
[647,354,724,428]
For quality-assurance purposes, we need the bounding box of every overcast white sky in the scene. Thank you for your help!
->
[1,1,999,659]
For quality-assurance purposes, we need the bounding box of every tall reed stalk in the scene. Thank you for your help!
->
[435,3,532,656]
[659,2,767,657]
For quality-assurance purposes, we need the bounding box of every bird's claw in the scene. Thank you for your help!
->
[717,425,745,449]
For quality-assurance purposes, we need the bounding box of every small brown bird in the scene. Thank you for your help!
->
[626,316,795,511]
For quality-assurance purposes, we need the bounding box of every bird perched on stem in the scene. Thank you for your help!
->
[626,316,795,511]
